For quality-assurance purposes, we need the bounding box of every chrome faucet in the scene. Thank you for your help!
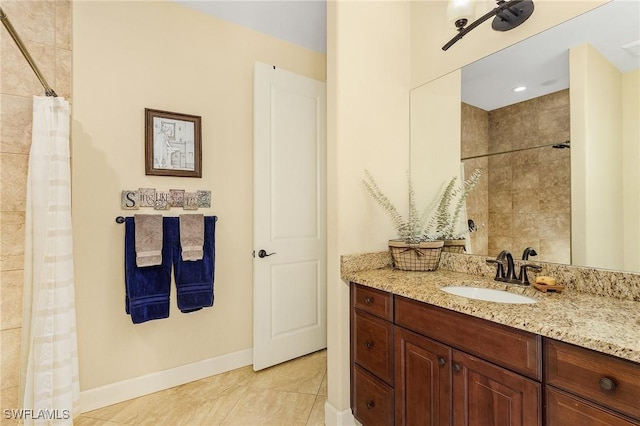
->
[486,250,542,285]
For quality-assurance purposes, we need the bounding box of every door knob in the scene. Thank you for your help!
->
[258,249,276,258]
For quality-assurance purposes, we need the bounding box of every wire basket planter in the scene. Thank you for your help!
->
[388,240,444,271]
[442,239,466,254]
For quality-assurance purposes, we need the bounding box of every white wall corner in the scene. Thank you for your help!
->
[324,399,359,426]
[79,348,253,413]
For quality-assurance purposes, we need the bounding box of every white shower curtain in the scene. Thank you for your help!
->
[20,96,80,425]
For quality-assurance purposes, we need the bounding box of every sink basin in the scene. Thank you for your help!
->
[441,286,538,304]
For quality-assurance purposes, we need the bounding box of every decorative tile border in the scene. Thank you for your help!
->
[121,189,211,210]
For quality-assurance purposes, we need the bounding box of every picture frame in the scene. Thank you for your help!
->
[145,108,202,178]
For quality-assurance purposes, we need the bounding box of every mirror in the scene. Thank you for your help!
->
[411,0,640,272]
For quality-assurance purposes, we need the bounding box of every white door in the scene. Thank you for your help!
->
[253,62,327,371]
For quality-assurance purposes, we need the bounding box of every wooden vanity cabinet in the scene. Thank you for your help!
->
[545,339,640,425]
[351,283,542,425]
[394,295,542,426]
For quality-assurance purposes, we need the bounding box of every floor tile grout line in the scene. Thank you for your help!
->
[304,394,320,426]
[217,385,249,426]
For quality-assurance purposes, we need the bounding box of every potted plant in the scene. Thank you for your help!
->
[426,169,481,253]
[363,171,444,271]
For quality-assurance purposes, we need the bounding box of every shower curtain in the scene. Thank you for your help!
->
[20,96,79,425]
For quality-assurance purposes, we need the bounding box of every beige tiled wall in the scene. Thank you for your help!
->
[461,103,489,255]
[0,0,71,415]
[462,90,571,263]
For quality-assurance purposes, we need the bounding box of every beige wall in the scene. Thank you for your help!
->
[72,0,325,392]
[570,43,623,270]
[327,0,411,417]
[623,68,640,271]
[569,48,640,272]
[410,70,462,213]
[0,0,71,416]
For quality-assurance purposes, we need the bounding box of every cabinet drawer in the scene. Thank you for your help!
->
[352,283,393,320]
[395,296,541,380]
[353,365,394,426]
[545,339,640,420]
[547,387,640,426]
[353,309,394,384]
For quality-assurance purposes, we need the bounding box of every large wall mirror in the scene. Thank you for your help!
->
[411,0,640,272]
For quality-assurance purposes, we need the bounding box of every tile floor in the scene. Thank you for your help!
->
[76,350,327,426]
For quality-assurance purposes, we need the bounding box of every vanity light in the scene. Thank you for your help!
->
[447,0,475,30]
[513,86,527,92]
[443,0,535,51]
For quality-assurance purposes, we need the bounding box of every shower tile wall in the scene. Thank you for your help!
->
[461,103,489,256]
[0,0,71,417]
[462,89,571,263]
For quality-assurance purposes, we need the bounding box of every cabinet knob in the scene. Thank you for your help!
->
[438,356,446,366]
[364,296,374,305]
[365,340,374,349]
[366,400,375,410]
[599,377,616,393]
[453,363,461,373]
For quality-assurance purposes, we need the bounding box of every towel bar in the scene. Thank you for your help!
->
[117,215,216,224]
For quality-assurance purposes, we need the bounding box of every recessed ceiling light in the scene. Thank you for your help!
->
[513,86,527,92]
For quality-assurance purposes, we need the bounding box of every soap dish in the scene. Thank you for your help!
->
[533,283,565,293]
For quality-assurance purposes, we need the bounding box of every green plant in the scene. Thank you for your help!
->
[363,169,481,243]
[363,170,434,243]
[427,169,482,240]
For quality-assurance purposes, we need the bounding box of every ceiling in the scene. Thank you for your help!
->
[172,1,639,111]
[462,0,640,111]
[174,0,327,53]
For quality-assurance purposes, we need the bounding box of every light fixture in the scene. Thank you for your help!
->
[513,86,527,92]
[443,0,535,51]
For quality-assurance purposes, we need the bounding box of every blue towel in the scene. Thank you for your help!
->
[172,216,217,313]
[124,217,174,324]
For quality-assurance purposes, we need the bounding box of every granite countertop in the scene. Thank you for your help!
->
[343,267,640,364]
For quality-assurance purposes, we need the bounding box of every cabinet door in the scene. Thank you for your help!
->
[395,327,451,426]
[547,387,640,426]
[452,350,541,426]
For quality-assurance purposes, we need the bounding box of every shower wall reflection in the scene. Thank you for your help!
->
[463,89,571,263]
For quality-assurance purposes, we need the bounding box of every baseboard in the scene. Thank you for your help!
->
[79,348,253,413]
[324,400,358,426]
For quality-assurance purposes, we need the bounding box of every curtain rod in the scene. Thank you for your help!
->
[0,6,57,97]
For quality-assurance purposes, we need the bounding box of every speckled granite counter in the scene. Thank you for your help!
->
[342,254,640,364]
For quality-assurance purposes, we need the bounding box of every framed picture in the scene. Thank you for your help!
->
[145,108,202,178]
